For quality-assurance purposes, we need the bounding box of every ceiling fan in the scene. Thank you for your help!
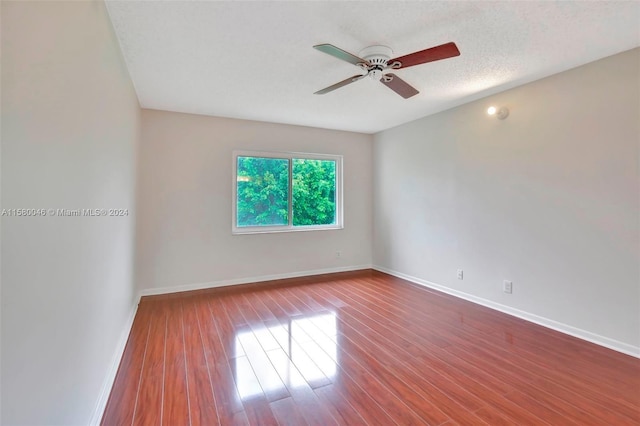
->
[313,42,460,99]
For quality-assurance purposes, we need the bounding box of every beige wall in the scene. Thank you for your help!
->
[137,110,373,293]
[373,48,640,354]
[1,1,140,424]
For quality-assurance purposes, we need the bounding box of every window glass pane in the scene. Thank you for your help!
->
[292,159,336,226]
[236,156,289,227]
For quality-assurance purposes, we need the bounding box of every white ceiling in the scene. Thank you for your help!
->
[105,1,640,134]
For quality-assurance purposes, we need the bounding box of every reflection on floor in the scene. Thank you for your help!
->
[101,270,640,425]
[234,313,337,401]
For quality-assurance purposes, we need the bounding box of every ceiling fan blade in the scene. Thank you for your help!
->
[313,44,371,67]
[388,42,460,69]
[380,74,419,99]
[314,74,366,95]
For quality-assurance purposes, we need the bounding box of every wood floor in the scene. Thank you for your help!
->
[101,270,640,425]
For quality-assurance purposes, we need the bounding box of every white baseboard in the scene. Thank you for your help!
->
[89,297,140,426]
[373,265,640,359]
[139,264,373,297]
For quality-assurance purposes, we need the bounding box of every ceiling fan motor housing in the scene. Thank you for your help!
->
[359,45,392,80]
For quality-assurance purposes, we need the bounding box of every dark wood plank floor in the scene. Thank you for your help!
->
[102,270,640,425]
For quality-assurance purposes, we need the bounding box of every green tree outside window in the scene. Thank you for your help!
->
[236,155,337,228]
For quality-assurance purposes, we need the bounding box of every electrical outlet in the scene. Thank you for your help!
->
[457,269,463,280]
[503,280,513,294]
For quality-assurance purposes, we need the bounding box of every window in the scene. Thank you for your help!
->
[233,151,342,234]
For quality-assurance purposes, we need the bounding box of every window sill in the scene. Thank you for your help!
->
[232,224,343,235]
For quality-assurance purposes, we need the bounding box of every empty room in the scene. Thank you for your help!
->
[2,1,639,425]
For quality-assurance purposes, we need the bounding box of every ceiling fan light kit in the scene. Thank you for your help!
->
[358,45,393,81]
[313,41,460,99]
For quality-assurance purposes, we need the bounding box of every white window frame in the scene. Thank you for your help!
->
[232,150,343,234]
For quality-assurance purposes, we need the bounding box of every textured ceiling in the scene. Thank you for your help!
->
[105,1,639,134]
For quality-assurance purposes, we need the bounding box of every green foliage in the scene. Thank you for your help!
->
[236,157,288,226]
[293,159,335,226]
[236,156,336,227]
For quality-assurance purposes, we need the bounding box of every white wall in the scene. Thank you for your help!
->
[373,48,640,354]
[1,1,140,424]
[137,110,372,293]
